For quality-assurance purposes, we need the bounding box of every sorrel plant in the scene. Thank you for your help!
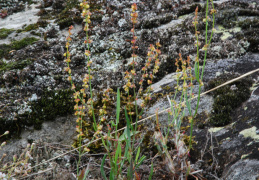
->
[64,0,215,179]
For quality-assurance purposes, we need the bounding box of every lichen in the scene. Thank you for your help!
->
[208,127,224,133]
[214,25,241,41]
[239,126,259,141]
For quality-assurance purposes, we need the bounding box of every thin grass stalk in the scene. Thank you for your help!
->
[189,0,215,149]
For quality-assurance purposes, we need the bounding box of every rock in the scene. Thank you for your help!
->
[222,159,259,180]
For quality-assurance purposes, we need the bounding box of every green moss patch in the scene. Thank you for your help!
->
[1,89,75,141]
[206,74,253,126]
[0,28,14,39]
[24,23,39,32]
[0,59,33,74]
[0,37,38,59]
[27,89,75,129]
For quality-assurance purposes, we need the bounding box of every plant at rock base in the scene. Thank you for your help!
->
[152,0,215,178]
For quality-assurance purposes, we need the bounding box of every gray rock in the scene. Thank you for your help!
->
[222,159,259,180]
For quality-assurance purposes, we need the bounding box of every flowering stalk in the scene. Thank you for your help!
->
[189,0,215,149]
[138,43,161,110]
[63,1,96,176]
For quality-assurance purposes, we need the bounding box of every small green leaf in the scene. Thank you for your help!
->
[111,121,116,127]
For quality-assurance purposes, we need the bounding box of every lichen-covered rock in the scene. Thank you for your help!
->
[223,159,259,180]
[0,0,259,178]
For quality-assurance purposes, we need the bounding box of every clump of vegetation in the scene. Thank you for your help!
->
[206,74,253,126]
[0,37,38,59]
[0,28,14,39]
[63,0,216,179]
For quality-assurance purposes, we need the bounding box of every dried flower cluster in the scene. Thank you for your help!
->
[1,143,35,178]
[123,3,162,111]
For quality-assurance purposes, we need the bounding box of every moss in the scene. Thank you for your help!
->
[55,0,82,29]
[0,28,14,39]
[16,29,23,33]
[0,59,33,73]
[30,31,42,37]
[24,23,39,32]
[0,44,11,59]
[37,19,49,28]
[0,89,75,141]
[11,37,38,49]
[238,18,259,29]
[206,74,253,126]
[57,16,83,29]
[20,89,75,130]
[0,37,38,59]
[20,0,36,5]
[216,10,238,28]
[183,134,196,147]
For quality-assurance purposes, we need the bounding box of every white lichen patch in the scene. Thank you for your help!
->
[240,126,259,141]
[241,152,252,159]
[208,127,224,133]
[214,25,242,41]
[17,101,32,115]
[221,32,232,41]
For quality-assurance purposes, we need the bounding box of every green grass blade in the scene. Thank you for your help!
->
[101,154,108,180]
[136,155,146,169]
[116,88,120,125]
[185,91,192,115]
[148,162,154,180]
[109,169,115,180]
[125,108,131,141]
[114,141,121,173]
[125,107,134,180]
[135,146,141,164]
